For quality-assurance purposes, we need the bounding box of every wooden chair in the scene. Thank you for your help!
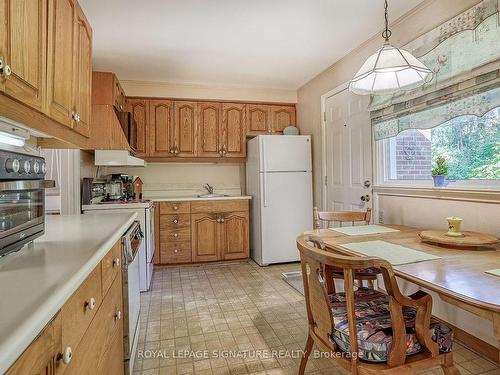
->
[313,207,376,290]
[297,234,459,375]
[313,207,372,229]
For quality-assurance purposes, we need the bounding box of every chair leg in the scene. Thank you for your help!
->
[299,333,314,375]
[441,353,461,375]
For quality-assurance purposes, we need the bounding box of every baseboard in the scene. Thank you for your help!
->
[435,317,499,365]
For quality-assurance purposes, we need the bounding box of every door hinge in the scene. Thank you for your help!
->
[324,175,328,186]
[323,111,326,122]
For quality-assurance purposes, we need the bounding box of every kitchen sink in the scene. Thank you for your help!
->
[197,193,230,198]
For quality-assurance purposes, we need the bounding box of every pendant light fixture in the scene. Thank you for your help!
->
[349,0,432,95]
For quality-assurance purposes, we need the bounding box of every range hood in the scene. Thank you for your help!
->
[94,150,146,166]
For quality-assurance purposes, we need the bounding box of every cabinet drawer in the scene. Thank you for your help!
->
[159,201,191,214]
[191,200,249,213]
[101,240,122,298]
[160,242,192,263]
[61,266,102,354]
[64,274,123,374]
[160,227,191,242]
[161,214,191,229]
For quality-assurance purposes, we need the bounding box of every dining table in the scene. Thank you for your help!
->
[304,224,500,362]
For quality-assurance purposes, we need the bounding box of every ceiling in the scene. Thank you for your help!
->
[80,0,424,90]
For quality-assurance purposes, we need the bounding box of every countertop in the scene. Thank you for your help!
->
[0,213,137,374]
[146,195,252,202]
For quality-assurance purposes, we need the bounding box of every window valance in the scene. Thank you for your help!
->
[370,0,500,140]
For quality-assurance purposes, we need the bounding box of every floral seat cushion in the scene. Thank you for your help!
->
[329,288,453,363]
[330,266,380,277]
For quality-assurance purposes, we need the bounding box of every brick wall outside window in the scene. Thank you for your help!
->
[395,129,432,180]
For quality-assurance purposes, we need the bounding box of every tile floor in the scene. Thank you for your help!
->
[134,261,499,375]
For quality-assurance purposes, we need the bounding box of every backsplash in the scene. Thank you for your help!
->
[100,162,245,197]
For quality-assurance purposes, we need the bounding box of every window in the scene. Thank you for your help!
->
[378,107,500,187]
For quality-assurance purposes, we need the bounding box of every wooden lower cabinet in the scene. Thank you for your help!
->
[191,213,221,262]
[159,199,249,264]
[221,211,249,260]
[6,314,62,375]
[63,274,123,374]
[7,241,125,375]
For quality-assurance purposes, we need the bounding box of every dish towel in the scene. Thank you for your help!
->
[341,240,441,266]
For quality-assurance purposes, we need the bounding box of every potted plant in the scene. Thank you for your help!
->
[432,156,448,187]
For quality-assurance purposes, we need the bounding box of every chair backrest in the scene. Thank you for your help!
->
[313,207,371,229]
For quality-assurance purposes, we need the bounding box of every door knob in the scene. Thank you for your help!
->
[361,195,370,202]
[363,180,371,188]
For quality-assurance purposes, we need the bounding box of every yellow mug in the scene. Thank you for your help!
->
[446,217,463,237]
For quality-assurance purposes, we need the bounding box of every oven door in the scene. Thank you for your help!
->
[0,180,54,256]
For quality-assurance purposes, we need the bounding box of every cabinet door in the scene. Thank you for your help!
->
[127,98,149,157]
[47,0,77,128]
[173,101,196,157]
[191,213,221,262]
[149,99,174,157]
[221,211,249,260]
[221,103,246,158]
[271,105,296,134]
[72,4,92,137]
[6,313,62,375]
[246,104,271,136]
[197,102,222,158]
[0,0,46,111]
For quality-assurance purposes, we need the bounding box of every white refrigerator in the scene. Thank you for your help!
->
[246,135,313,266]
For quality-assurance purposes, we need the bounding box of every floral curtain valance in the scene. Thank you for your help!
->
[370,0,500,140]
[373,81,500,140]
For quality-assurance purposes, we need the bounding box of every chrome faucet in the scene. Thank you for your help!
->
[203,183,214,195]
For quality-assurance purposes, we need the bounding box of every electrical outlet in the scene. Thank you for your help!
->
[378,210,384,224]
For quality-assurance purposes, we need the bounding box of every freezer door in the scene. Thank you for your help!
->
[260,171,313,265]
[260,135,312,172]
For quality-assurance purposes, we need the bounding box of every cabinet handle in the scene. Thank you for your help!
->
[173,205,178,211]
[173,233,179,238]
[58,346,73,364]
[114,310,122,321]
[174,146,179,155]
[113,257,120,267]
[1,65,11,77]
[221,217,225,223]
[85,297,96,311]
[174,249,179,253]
[72,113,81,123]
[172,218,179,224]
[169,147,174,154]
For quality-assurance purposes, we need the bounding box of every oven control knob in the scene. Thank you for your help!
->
[5,158,20,173]
[33,161,40,174]
[41,162,47,174]
[22,160,32,174]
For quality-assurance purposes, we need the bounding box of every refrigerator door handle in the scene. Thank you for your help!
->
[262,138,268,207]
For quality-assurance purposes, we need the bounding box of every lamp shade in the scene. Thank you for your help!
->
[349,43,432,95]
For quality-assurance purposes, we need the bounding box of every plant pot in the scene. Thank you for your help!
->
[432,174,447,188]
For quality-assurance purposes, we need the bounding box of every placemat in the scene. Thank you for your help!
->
[485,269,500,277]
[329,225,400,236]
[341,240,441,265]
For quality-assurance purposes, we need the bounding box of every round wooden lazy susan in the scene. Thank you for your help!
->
[419,230,499,249]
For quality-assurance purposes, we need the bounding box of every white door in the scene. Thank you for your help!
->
[260,171,313,265]
[323,89,372,225]
[260,135,312,172]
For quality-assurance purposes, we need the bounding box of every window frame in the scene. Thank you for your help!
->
[374,133,500,190]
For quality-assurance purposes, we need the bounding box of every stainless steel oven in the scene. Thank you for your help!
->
[0,150,54,257]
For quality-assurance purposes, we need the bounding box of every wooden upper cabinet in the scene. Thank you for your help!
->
[0,0,47,111]
[173,101,196,157]
[46,0,77,128]
[113,77,125,111]
[149,99,174,157]
[270,105,296,134]
[221,103,246,158]
[197,102,222,158]
[191,213,220,262]
[127,98,149,157]
[246,104,271,135]
[221,211,249,260]
[72,4,92,137]
[6,313,62,375]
